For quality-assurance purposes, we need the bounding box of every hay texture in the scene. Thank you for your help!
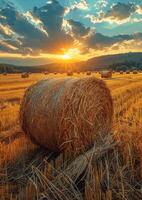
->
[20,77,113,153]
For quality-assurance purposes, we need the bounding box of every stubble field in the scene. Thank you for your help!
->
[0,72,142,200]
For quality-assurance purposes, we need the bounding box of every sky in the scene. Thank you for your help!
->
[0,0,142,65]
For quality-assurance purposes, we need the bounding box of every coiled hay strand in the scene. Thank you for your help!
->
[20,77,113,154]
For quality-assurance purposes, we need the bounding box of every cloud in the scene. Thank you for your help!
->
[104,3,136,21]
[0,3,49,51]
[80,32,142,57]
[33,0,65,37]
[87,3,138,25]
[67,19,90,38]
[94,0,108,10]
[136,5,142,14]
[65,0,89,15]
[82,30,142,54]
[0,0,142,58]
[0,0,74,54]
[110,39,142,54]
[31,0,74,52]
[0,24,15,38]
[71,0,89,10]
[0,39,18,52]
[84,32,133,49]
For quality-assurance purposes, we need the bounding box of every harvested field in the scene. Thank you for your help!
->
[0,72,142,199]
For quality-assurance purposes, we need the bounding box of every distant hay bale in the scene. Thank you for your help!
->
[133,70,138,74]
[126,70,130,74]
[120,71,124,74]
[44,71,48,75]
[20,77,113,153]
[21,72,29,78]
[3,72,7,76]
[67,71,73,76]
[86,71,91,76]
[101,71,112,79]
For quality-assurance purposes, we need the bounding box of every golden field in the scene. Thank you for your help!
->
[0,72,142,200]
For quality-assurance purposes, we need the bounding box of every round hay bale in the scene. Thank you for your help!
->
[3,72,7,76]
[86,71,91,76]
[20,77,113,153]
[67,71,73,76]
[101,71,112,78]
[119,71,123,74]
[126,70,130,74]
[133,70,138,74]
[21,72,29,78]
[44,71,49,75]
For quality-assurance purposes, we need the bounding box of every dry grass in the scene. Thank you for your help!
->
[0,73,142,199]
[0,102,19,132]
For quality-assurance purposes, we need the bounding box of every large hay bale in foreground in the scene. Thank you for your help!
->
[20,77,113,153]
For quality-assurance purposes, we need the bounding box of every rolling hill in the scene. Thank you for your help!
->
[0,52,142,73]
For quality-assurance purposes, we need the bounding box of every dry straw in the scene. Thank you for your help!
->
[20,77,113,154]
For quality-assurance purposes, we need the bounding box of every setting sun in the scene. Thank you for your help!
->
[59,48,81,61]
[62,53,71,60]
